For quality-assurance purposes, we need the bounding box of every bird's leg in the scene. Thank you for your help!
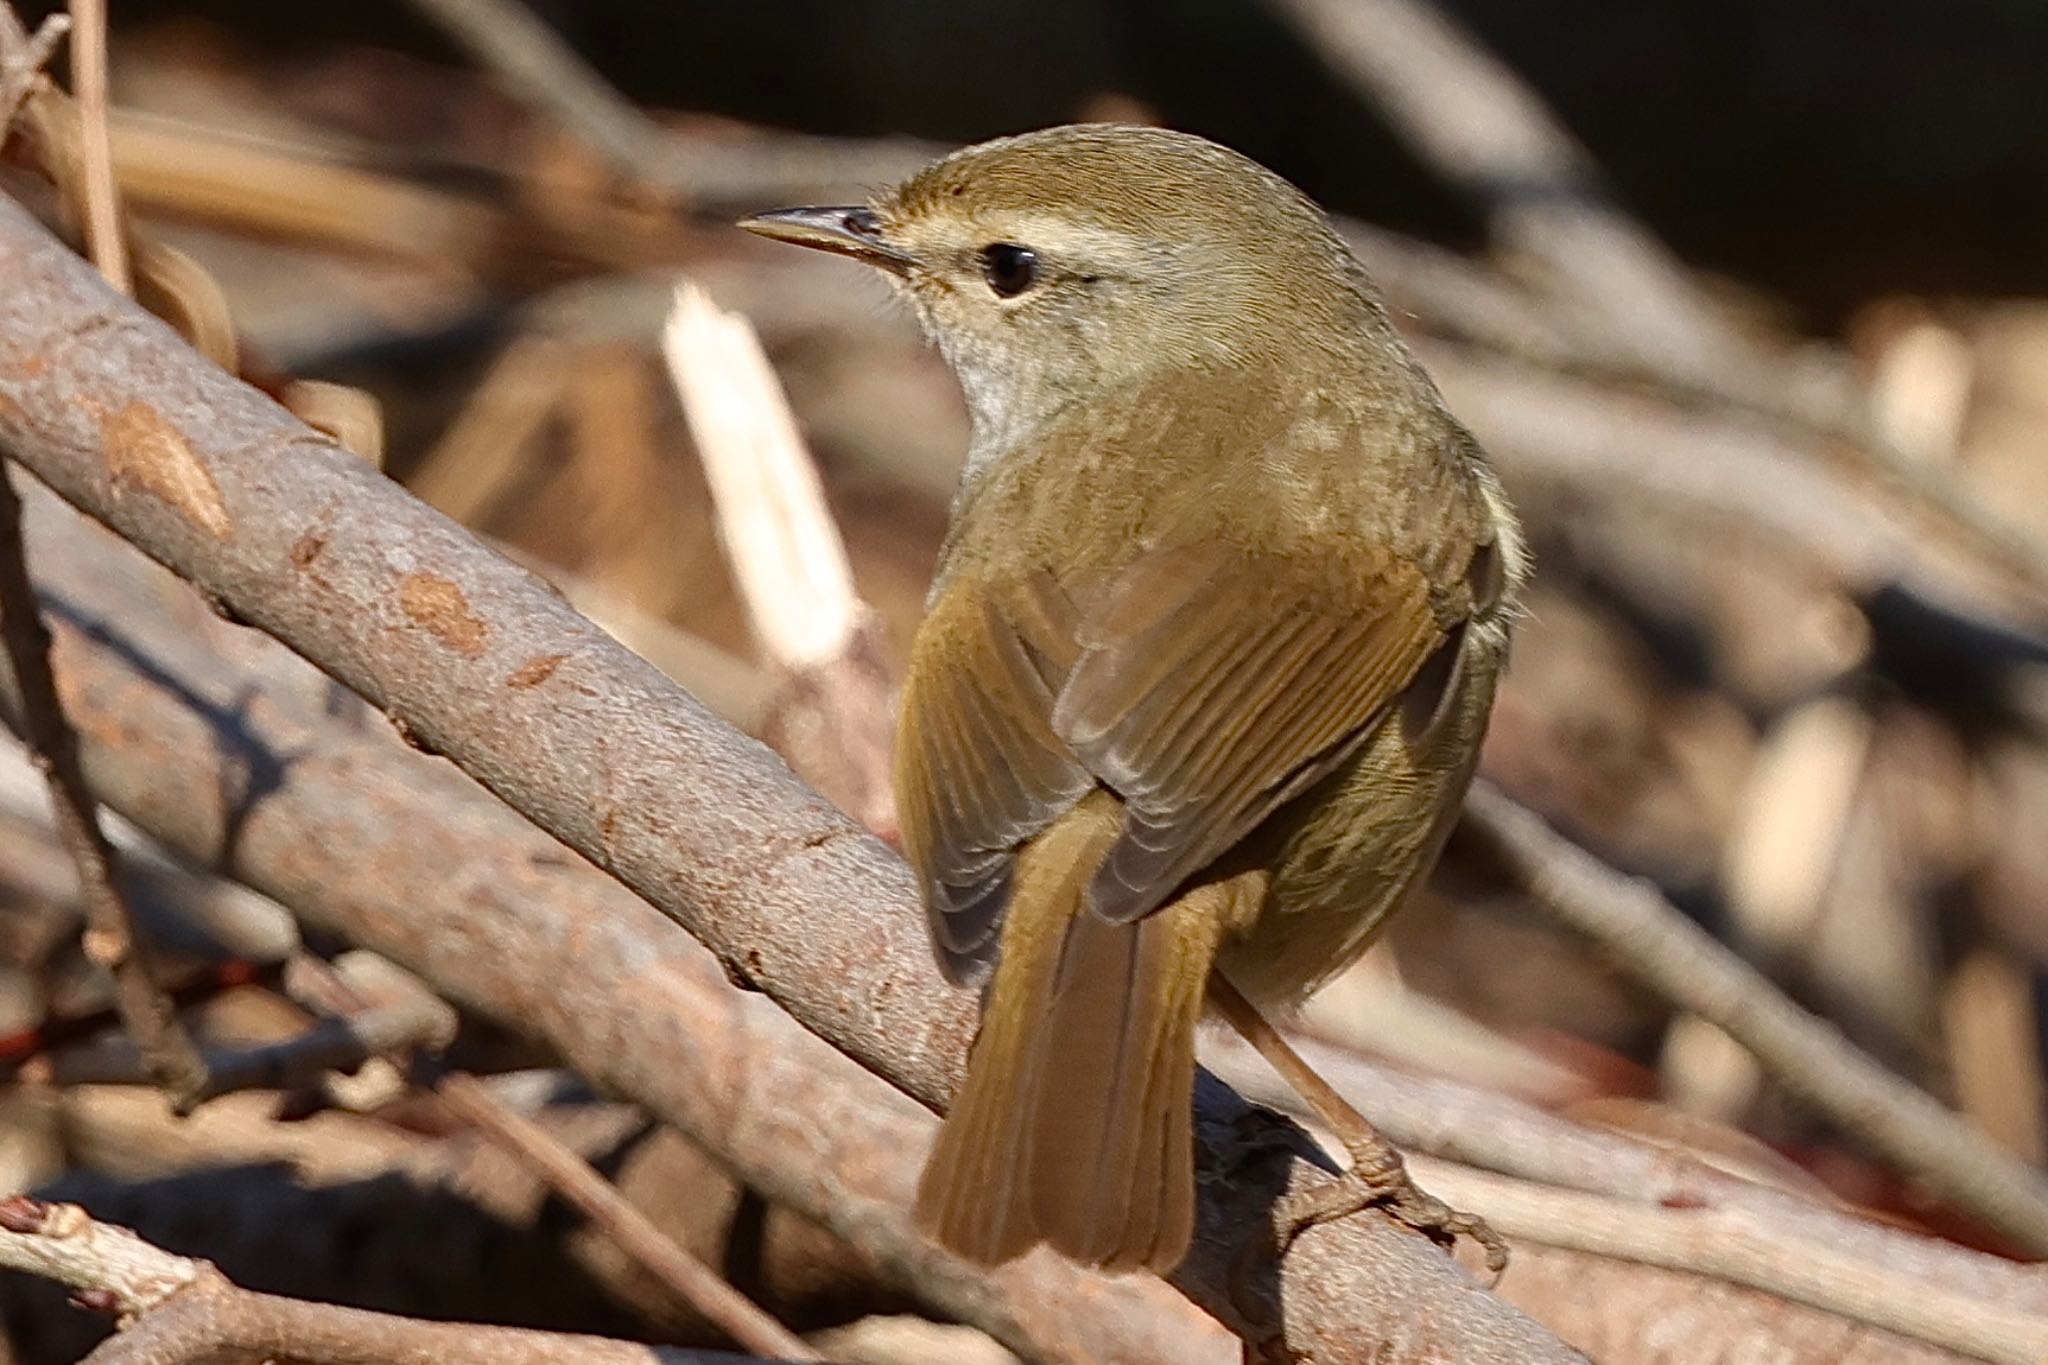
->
[1208,972,1507,1278]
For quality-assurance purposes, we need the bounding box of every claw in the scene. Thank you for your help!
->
[1231,1150,1508,1323]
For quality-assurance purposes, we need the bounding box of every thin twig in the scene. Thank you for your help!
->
[1408,1156,2048,1365]
[1459,780,2048,1255]
[0,1196,756,1365]
[44,993,447,1104]
[64,0,126,293]
[663,281,897,835]
[436,1073,826,1362]
[286,952,824,1361]
[0,4,66,131]
[402,0,686,199]
[0,465,206,1105]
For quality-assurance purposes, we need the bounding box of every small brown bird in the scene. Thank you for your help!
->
[743,124,1524,1273]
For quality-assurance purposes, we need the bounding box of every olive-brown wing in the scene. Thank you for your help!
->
[898,536,1448,975]
[1052,542,1445,923]
[895,571,1093,983]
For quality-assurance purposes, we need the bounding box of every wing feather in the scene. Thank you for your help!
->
[1058,546,1442,922]
[899,533,1456,971]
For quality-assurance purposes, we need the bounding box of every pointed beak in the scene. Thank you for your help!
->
[737,206,916,275]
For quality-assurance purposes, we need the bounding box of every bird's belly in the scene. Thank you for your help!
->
[1215,629,1503,1005]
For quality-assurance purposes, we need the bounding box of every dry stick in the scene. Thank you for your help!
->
[63,0,125,293]
[0,1197,759,1365]
[0,467,207,1105]
[402,0,686,198]
[664,284,869,687]
[289,947,822,1363]
[43,994,441,1099]
[104,109,516,259]
[436,1073,827,1363]
[0,6,65,129]
[80,1288,760,1365]
[663,282,897,835]
[1459,781,2048,1255]
[1407,1157,2048,1365]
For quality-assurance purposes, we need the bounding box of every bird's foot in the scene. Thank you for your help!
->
[1281,1136,1507,1278]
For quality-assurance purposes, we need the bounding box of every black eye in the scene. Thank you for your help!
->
[979,243,1039,298]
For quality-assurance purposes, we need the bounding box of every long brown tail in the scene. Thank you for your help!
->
[914,792,1237,1272]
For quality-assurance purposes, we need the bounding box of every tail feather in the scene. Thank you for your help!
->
[915,792,1245,1272]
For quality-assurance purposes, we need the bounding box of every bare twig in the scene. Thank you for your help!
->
[1458,781,2048,1254]
[663,282,896,834]
[0,465,206,1105]
[1407,1157,2048,1365]
[80,1285,764,1365]
[436,1073,825,1362]
[0,1196,759,1365]
[63,0,126,293]
[36,1086,888,1338]
[282,948,824,1359]
[0,5,66,131]
[39,993,439,1100]
[0,1193,199,1313]
[402,0,686,199]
